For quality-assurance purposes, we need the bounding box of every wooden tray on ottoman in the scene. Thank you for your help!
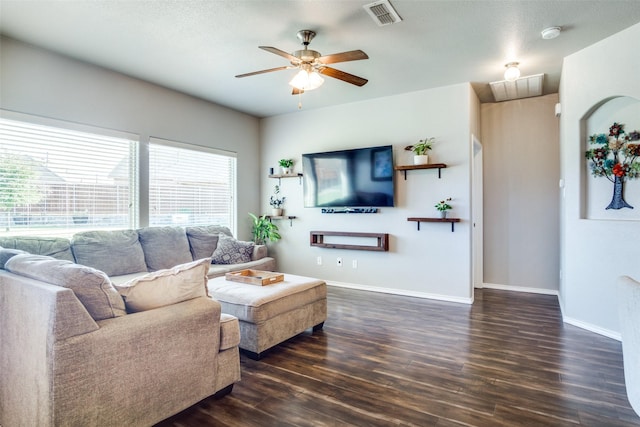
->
[225,269,284,286]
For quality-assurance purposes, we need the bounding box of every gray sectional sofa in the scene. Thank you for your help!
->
[0,225,276,427]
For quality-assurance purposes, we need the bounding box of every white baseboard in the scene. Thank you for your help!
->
[482,283,621,341]
[326,281,473,305]
[562,316,621,341]
[481,282,559,296]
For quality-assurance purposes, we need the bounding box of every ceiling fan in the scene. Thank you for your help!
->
[235,30,369,94]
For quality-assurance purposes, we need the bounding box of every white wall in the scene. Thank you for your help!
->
[560,22,640,338]
[0,36,261,239]
[260,83,478,303]
[481,94,560,293]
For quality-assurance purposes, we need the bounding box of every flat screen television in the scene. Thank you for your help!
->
[302,145,395,208]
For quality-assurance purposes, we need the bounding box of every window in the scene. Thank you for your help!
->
[0,115,137,237]
[148,138,236,230]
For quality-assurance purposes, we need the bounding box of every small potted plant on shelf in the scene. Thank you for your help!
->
[269,185,286,216]
[435,197,452,218]
[249,213,281,245]
[279,158,294,174]
[405,137,435,165]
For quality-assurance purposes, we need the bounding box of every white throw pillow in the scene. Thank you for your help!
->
[114,258,210,313]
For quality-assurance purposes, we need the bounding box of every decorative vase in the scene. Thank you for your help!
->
[413,155,429,165]
[272,208,283,216]
[439,210,448,219]
[606,176,633,210]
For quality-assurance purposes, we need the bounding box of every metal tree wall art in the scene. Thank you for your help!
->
[585,122,640,209]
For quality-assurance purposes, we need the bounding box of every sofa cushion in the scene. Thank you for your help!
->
[186,225,233,260]
[4,254,126,320]
[114,258,210,313]
[211,234,254,265]
[72,230,147,276]
[0,248,27,269]
[138,226,192,271]
[0,236,74,261]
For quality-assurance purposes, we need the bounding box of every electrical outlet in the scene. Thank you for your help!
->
[336,257,343,267]
[352,259,358,269]
[317,256,322,266]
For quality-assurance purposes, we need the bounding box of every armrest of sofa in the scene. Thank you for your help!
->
[1,272,99,427]
[51,297,223,426]
[252,244,267,261]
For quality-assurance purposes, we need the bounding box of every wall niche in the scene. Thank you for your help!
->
[581,96,640,220]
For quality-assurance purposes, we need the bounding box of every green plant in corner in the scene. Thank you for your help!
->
[278,159,294,168]
[405,137,435,156]
[249,213,281,245]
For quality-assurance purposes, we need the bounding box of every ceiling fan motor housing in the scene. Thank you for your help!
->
[293,49,320,63]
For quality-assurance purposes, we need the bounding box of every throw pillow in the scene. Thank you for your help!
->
[138,226,192,271]
[4,254,126,321]
[186,226,226,260]
[114,258,210,313]
[0,248,27,269]
[211,234,254,265]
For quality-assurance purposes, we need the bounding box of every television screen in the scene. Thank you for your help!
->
[302,145,395,207]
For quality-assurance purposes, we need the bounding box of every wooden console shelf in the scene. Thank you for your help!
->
[268,172,303,185]
[265,215,297,226]
[310,231,389,252]
[395,163,447,180]
[407,217,461,232]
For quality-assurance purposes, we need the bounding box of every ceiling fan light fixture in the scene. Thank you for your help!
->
[504,62,521,81]
[289,69,324,91]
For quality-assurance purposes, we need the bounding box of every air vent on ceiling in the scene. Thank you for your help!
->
[363,0,402,26]
[489,73,544,102]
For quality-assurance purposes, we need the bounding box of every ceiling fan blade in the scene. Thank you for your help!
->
[235,66,291,78]
[291,87,304,95]
[318,67,368,87]
[259,46,299,63]
[317,50,369,64]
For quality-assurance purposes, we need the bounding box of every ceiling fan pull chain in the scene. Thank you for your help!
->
[298,92,303,109]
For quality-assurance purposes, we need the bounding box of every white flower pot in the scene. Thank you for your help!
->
[413,155,429,165]
[439,210,448,219]
[272,208,283,217]
[281,167,292,175]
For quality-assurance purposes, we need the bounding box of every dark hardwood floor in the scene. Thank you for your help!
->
[156,287,640,426]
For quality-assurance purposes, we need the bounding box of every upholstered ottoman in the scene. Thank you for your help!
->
[207,274,327,359]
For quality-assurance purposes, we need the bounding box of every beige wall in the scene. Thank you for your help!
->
[481,94,560,292]
[560,22,640,338]
[0,37,261,239]
[259,84,478,303]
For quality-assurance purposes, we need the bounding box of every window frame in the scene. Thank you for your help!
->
[0,110,238,237]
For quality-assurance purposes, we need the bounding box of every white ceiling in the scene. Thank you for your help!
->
[1,1,640,118]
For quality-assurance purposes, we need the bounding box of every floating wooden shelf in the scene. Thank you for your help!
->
[407,217,461,232]
[265,215,297,226]
[310,231,389,252]
[268,172,303,185]
[394,163,447,180]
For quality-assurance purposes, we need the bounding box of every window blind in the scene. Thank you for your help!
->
[148,138,236,230]
[0,116,137,235]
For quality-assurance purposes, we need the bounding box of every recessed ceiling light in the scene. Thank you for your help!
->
[541,26,561,40]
